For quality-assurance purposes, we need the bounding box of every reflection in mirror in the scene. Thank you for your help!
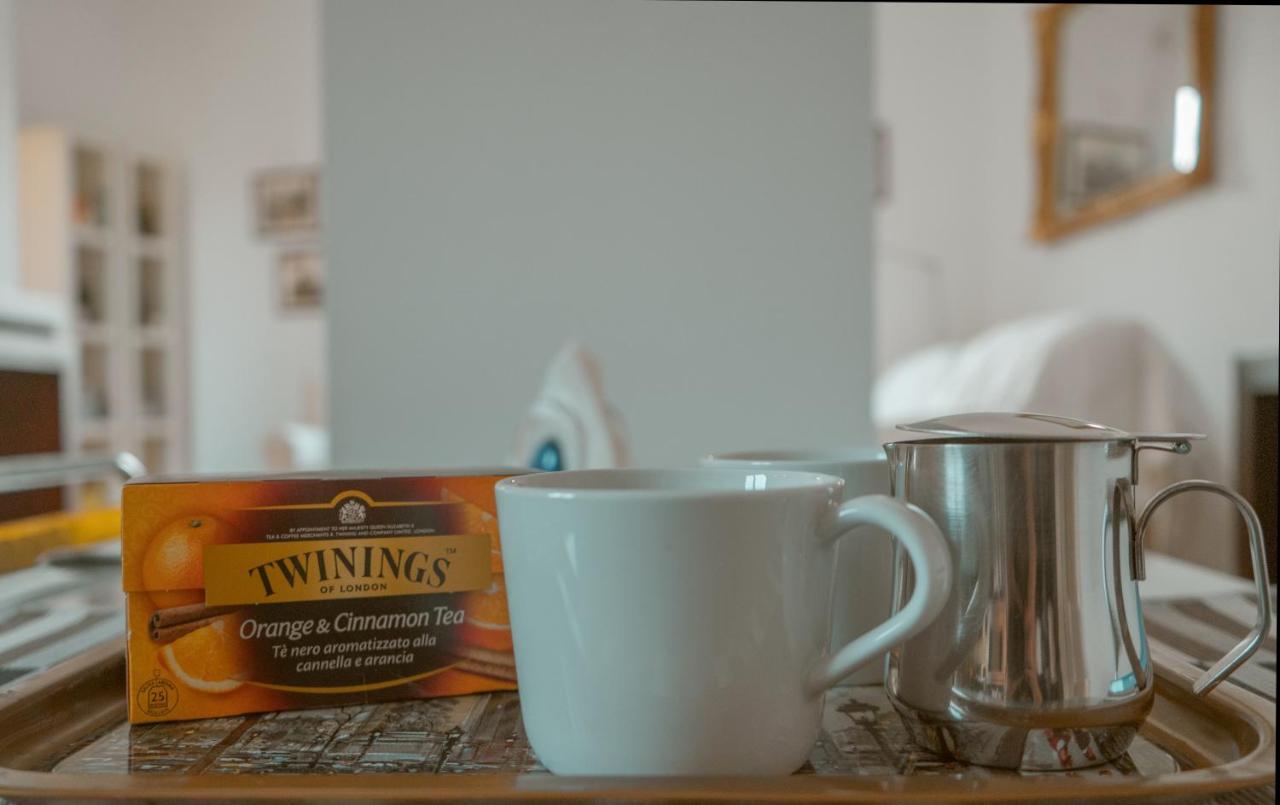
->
[1033,5,1214,241]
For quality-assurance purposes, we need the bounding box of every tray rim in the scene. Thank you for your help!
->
[0,640,1273,802]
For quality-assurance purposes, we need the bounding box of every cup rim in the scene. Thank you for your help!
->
[495,467,844,500]
[704,446,886,469]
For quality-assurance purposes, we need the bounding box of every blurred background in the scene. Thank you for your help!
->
[0,2,1276,576]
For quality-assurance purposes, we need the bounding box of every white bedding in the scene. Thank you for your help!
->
[873,310,1238,573]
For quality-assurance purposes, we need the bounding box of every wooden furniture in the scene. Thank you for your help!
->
[18,128,188,498]
[1032,5,1216,241]
[1237,354,1278,581]
[0,371,62,521]
[0,292,74,518]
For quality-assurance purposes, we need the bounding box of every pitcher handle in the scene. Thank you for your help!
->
[1110,479,1149,692]
[806,495,952,694]
[1136,480,1274,696]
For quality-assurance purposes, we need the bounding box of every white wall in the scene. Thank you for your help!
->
[873,3,990,366]
[325,1,875,467]
[875,4,1280,463]
[14,0,324,472]
[0,0,17,288]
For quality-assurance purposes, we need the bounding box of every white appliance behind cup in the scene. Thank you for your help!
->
[509,341,630,472]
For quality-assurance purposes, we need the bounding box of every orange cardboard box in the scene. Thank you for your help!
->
[122,468,527,723]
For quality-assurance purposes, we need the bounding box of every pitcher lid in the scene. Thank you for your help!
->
[896,412,1133,442]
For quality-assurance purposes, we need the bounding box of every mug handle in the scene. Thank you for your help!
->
[806,494,953,694]
[1133,480,1274,696]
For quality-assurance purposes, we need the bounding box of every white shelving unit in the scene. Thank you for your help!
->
[19,127,188,505]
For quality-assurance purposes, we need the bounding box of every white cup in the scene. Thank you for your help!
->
[703,448,895,685]
[494,468,951,775]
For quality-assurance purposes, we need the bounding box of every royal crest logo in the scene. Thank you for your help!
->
[339,499,367,525]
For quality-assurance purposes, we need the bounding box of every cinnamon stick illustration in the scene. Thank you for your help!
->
[150,615,220,645]
[148,603,241,643]
[450,646,518,682]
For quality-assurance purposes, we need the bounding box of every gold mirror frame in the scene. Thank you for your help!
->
[1032,4,1216,242]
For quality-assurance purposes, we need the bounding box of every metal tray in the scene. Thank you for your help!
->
[0,641,1272,802]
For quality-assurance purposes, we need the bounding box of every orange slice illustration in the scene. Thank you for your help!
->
[459,574,513,653]
[159,616,250,694]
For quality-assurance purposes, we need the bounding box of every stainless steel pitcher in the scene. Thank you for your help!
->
[883,412,1273,770]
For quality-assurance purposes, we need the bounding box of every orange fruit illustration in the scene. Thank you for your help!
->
[459,574,513,653]
[159,616,250,693]
[141,515,236,608]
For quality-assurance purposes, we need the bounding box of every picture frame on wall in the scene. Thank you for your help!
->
[254,167,320,235]
[278,249,324,311]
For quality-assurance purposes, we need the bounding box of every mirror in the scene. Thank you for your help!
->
[1032,5,1215,241]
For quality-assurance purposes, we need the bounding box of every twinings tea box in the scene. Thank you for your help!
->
[122,469,527,723]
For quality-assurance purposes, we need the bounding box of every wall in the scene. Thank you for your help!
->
[0,0,16,288]
[325,0,875,467]
[875,4,1280,466]
[872,3,990,368]
[14,0,324,472]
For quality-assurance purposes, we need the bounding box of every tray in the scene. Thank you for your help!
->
[0,641,1272,803]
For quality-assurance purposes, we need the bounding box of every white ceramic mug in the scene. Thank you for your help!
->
[703,448,894,685]
[494,468,952,775]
